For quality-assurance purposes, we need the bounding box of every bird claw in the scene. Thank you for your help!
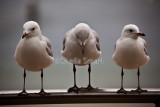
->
[117,88,127,94]
[131,88,147,94]
[18,90,28,96]
[81,85,98,91]
[38,89,48,96]
[68,86,80,93]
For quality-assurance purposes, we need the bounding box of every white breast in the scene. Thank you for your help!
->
[62,34,101,66]
[14,37,53,71]
[112,38,149,69]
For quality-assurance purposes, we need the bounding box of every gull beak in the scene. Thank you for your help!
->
[22,32,28,39]
[81,43,85,55]
[137,32,145,36]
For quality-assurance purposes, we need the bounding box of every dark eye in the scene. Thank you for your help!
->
[32,28,35,31]
[76,34,79,39]
[129,29,133,32]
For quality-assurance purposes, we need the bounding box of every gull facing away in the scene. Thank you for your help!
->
[61,23,101,93]
[112,24,149,94]
[14,21,54,96]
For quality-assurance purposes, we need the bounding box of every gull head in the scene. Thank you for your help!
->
[22,21,41,39]
[74,23,91,54]
[122,24,145,39]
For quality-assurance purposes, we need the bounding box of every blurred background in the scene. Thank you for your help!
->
[0,0,159,107]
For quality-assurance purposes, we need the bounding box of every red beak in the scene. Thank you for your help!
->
[81,44,85,54]
[137,32,145,36]
[22,32,27,39]
[81,44,85,50]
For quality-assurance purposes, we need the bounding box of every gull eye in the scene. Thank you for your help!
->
[31,27,35,31]
[129,29,133,32]
[76,35,79,39]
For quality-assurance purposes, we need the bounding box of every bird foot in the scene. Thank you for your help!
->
[131,87,147,94]
[81,85,98,91]
[38,89,48,96]
[68,86,80,93]
[117,88,127,94]
[18,90,28,96]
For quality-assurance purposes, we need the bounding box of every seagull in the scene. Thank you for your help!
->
[112,24,149,94]
[14,21,54,96]
[61,23,101,93]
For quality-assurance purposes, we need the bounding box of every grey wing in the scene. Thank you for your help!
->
[63,35,67,51]
[139,37,148,55]
[42,36,53,57]
[63,29,72,51]
[114,43,116,52]
[91,29,100,51]
[143,41,148,55]
[114,39,120,52]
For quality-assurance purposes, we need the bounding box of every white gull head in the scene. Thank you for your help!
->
[22,21,41,39]
[74,23,91,47]
[121,24,145,39]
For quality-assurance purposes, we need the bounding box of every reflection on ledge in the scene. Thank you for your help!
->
[0,88,160,106]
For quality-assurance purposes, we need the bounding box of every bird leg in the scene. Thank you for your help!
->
[86,64,97,90]
[117,68,126,94]
[18,69,28,96]
[68,64,80,93]
[39,70,47,96]
[81,64,98,91]
[131,68,147,94]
